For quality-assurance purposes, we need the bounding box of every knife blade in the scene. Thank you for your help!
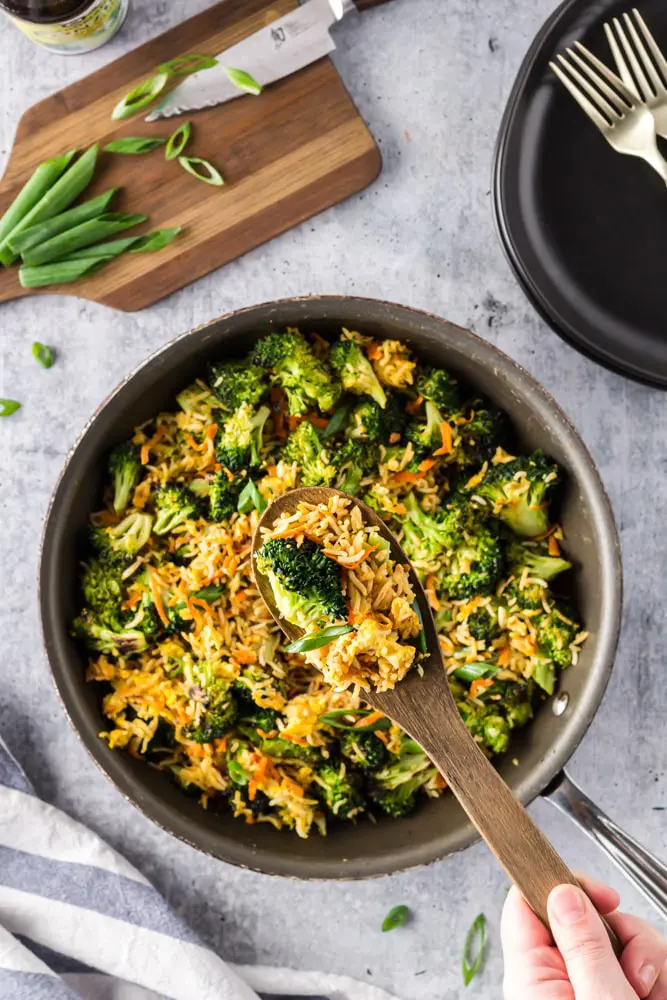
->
[146,0,357,122]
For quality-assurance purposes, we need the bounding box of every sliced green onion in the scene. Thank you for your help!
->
[178,156,224,186]
[0,145,98,266]
[19,258,108,289]
[22,212,147,267]
[284,624,354,654]
[411,599,427,654]
[0,150,76,259]
[319,708,392,732]
[462,913,487,986]
[165,122,192,161]
[192,585,224,603]
[103,137,166,154]
[112,73,169,121]
[0,399,21,417]
[533,658,556,696]
[453,662,498,683]
[224,66,263,95]
[322,399,354,439]
[227,760,248,786]
[66,235,143,261]
[157,54,218,76]
[32,342,54,368]
[382,905,409,932]
[8,189,119,255]
[237,479,267,514]
[131,227,182,252]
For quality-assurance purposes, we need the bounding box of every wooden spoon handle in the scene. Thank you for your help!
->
[424,724,623,954]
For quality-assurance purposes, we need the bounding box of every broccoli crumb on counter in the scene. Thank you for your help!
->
[74,326,587,837]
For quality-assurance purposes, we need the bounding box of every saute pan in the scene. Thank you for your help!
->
[39,297,667,908]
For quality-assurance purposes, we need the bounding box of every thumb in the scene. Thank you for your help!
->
[548,885,636,1000]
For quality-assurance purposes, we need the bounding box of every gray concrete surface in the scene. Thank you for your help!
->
[1,1,666,997]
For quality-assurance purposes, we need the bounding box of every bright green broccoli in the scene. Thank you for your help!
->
[315,761,365,819]
[80,558,124,625]
[346,393,406,443]
[208,356,267,410]
[329,338,386,407]
[400,491,457,565]
[208,471,243,522]
[416,367,464,412]
[153,485,201,535]
[370,739,436,818]
[472,451,561,538]
[108,443,141,515]
[72,609,148,656]
[506,701,533,729]
[252,330,340,415]
[441,525,505,600]
[406,399,446,457]
[232,679,280,732]
[481,714,511,754]
[466,604,501,643]
[245,731,322,765]
[107,512,153,558]
[215,402,271,472]
[536,605,580,669]
[334,438,381,495]
[504,578,546,612]
[255,537,347,627]
[340,730,388,773]
[507,539,572,581]
[186,692,239,743]
[452,400,506,468]
[283,420,336,487]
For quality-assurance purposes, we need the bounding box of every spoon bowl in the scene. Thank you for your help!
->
[253,486,621,947]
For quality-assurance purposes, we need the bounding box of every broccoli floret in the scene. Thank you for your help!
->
[536,605,580,669]
[340,731,388,773]
[153,484,201,535]
[108,443,141,515]
[467,605,501,643]
[108,512,153,558]
[255,537,347,627]
[370,739,436,817]
[400,492,456,564]
[347,393,406,444]
[315,761,365,819]
[208,357,267,410]
[472,451,561,538]
[507,539,572,581]
[209,471,243,522]
[329,339,386,407]
[72,609,148,656]
[334,438,380,495]
[80,557,124,625]
[135,594,163,642]
[442,526,505,600]
[186,693,239,743]
[215,402,271,473]
[256,735,321,765]
[253,330,340,415]
[505,578,546,612]
[406,400,446,456]
[283,420,336,487]
[232,682,279,731]
[506,701,533,729]
[452,400,506,468]
[416,367,464,412]
[482,714,511,754]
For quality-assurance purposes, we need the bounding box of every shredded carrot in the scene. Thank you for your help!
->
[287,415,304,431]
[233,648,257,665]
[548,535,561,557]
[149,568,169,627]
[94,511,121,526]
[140,426,165,465]
[305,412,329,429]
[206,423,218,440]
[393,502,407,515]
[281,733,309,746]
[267,465,278,476]
[470,678,494,698]
[433,421,453,456]
[418,457,438,474]
[375,730,389,746]
[282,777,305,797]
[121,592,141,611]
[337,547,372,570]
[355,710,385,729]
[405,394,423,415]
[367,343,382,360]
[391,469,423,485]
[185,433,206,452]
[497,646,510,667]
[215,736,229,753]
[425,575,441,611]
[248,779,258,802]
[434,773,446,789]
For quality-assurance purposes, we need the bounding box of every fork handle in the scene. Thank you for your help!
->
[638,147,667,184]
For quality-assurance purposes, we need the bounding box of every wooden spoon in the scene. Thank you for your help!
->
[252,486,621,948]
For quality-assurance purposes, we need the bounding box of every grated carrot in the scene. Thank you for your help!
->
[93,511,121,526]
[287,415,304,432]
[433,421,453,456]
[470,678,494,698]
[305,412,329,429]
[548,535,561,557]
[393,502,408,515]
[140,426,165,465]
[267,465,278,476]
[281,733,309,746]
[391,469,423,485]
[233,648,257,665]
[375,730,389,746]
[121,592,142,611]
[497,646,510,667]
[425,575,441,611]
[405,394,423,415]
[149,568,169,627]
[282,777,305,797]
[418,457,438,474]
[337,547,373,570]
[355,710,385,729]
[367,343,382,359]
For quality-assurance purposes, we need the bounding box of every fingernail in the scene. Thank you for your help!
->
[638,965,656,993]
[550,885,587,927]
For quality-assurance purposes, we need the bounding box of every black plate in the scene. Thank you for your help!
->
[493,0,667,387]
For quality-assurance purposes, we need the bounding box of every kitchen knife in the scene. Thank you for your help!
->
[145,0,393,121]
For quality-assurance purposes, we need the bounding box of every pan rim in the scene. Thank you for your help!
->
[38,295,623,880]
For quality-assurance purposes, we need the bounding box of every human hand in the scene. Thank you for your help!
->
[501,876,667,999]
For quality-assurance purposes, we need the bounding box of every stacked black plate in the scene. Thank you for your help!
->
[493,0,667,387]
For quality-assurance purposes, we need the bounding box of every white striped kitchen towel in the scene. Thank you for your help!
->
[0,735,399,1000]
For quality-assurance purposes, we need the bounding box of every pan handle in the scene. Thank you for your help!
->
[544,771,667,920]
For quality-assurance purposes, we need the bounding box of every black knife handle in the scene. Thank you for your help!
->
[354,0,395,9]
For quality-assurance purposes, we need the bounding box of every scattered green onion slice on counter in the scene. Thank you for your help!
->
[178,156,225,186]
[165,122,192,161]
[0,399,21,417]
[21,212,148,267]
[32,342,54,368]
[224,66,263,95]
[237,478,267,514]
[103,137,167,154]
[382,905,410,932]
[227,760,248,786]
[284,624,355,654]
[19,258,108,289]
[157,54,218,76]
[0,145,98,266]
[322,399,354,440]
[319,708,392,732]
[8,189,119,255]
[130,227,182,252]
[0,150,76,258]
[112,73,170,121]
[452,662,498,683]
[462,914,487,986]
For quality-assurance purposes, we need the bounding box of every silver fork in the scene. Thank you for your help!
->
[550,44,667,182]
[605,9,667,140]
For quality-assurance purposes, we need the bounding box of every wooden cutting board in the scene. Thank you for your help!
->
[0,0,381,311]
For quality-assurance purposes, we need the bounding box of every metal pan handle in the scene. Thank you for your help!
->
[544,771,667,920]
